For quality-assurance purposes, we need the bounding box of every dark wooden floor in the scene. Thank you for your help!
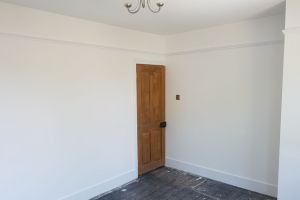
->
[92,167,276,200]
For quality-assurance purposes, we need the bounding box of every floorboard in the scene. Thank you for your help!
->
[91,167,276,200]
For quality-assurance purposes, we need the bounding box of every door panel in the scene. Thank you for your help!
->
[151,129,162,161]
[142,132,151,164]
[140,72,151,124]
[150,71,162,123]
[137,64,165,175]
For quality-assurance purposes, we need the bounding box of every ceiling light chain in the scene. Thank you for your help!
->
[125,0,164,14]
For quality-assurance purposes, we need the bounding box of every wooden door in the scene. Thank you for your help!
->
[137,64,165,175]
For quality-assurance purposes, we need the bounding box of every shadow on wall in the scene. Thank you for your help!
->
[252,1,286,19]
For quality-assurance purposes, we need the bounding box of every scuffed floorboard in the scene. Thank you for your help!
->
[91,167,276,200]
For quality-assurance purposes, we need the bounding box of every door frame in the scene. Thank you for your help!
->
[136,64,166,176]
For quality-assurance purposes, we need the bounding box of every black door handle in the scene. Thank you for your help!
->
[160,121,167,128]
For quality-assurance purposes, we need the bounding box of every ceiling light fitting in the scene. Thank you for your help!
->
[125,0,164,14]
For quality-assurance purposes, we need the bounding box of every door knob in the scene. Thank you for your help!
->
[160,121,167,128]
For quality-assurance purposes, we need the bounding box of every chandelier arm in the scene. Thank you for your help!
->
[127,0,142,14]
[146,0,161,13]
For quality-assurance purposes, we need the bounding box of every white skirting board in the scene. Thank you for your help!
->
[58,170,137,200]
[166,157,277,197]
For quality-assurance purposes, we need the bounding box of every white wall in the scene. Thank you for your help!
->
[0,2,166,54]
[165,15,285,197]
[284,0,300,30]
[0,2,286,200]
[278,0,300,199]
[0,2,165,200]
[166,15,285,54]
